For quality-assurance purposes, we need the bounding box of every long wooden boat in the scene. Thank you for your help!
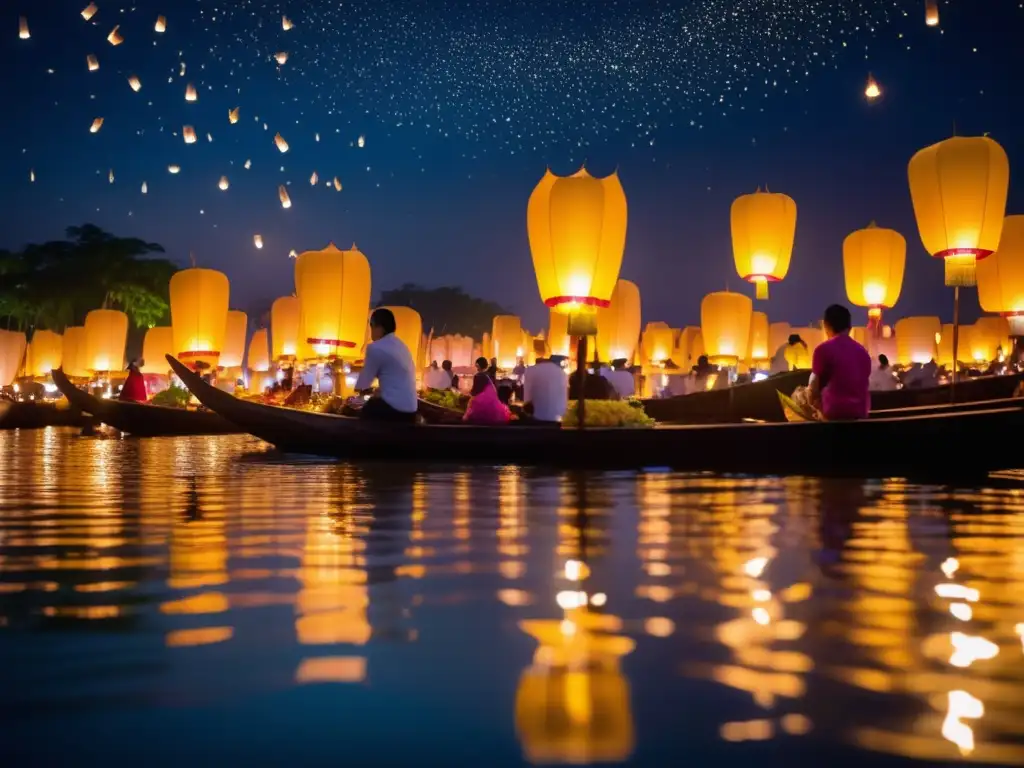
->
[0,399,92,430]
[645,370,1023,424]
[167,355,1024,478]
[51,367,242,437]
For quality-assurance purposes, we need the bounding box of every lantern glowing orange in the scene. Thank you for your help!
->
[747,311,770,368]
[768,322,791,354]
[731,188,797,299]
[674,327,704,368]
[25,330,63,377]
[430,334,474,369]
[935,324,969,367]
[84,309,128,372]
[271,296,301,361]
[220,311,247,368]
[527,168,628,314]
[378,306,423,365]
[595,279,641,364]
[547,310,571,358]
[170,268,230,367]
[294,243,372,360]
[641,322,674,367]
[977,215,1024,335]
[895,316,940,365]
[908,136,1010,286]
[0,329,27,386]
[492,315,524,369]
[787,327,823,365]
[141,327,175,374]
[925,0,939,26]
[967,316,1010,364]
[61,326,89,378]
[701,291,753,366]
[247,329,270,372]
[843,221,906,332]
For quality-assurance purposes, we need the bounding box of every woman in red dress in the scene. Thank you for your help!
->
[119,360,148,402]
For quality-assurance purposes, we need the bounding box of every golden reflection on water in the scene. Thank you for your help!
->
[1,431,1024,763]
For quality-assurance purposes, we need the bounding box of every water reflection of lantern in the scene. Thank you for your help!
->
[967,317,1010,364]
[220,311,247,368]
[377,306,423,365]
[271,296,301,362]
[595,279,641,364]
[141,327,176,374]
[844,222,905,334]
[731,188,797,299]
[247,329,270,372]
[527,168,628,315]
[747,312,770,369]
[295,243,371,360]
[84,309,128,373]
[895,317,940,365]
[61,326,89,378]
[701,291,753,366]
[25,330,62,377]
[492,315,524,369]
[170,268,230,368]
[977,215,1024,336]
[548,310,571,359]
[925,0,939,26]
[0,329,27,387]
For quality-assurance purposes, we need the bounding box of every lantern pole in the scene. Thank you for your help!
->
[575,334,587,431]
[951,286,960,401]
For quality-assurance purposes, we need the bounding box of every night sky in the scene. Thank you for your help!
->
[3,0,1023,333]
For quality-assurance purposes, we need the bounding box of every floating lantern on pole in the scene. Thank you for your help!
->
[731,188,796,300]
[977,215,1024,338]
[528,167,628,428]
[170,268,230,370]
[843,221,905,340]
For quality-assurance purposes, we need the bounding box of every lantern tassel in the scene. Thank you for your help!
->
[944,255,977,287]
[755,278,768,300]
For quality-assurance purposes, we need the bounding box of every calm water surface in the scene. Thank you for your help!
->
[1,429,1023,766]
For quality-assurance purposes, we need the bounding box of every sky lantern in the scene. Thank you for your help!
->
[968,316,1011,364]
[843,221,906,332]
[170,267,230,368]
[107,25,123,46]
[82,4,98,21]
[378,306,423,365]
[247,329,270,373]
[977,215,1024,335]
[701,291,753,366]
[220,310,248,368]
[768,322,791,354]
[155,15,167,33]
[140,327,175,374]
[527,168,628,315]
[0,330,27,387]
[674,327,704,368]
[925,0,939,26]
[87,54,99,71]
[594,279,641,364]
[84,309,128,373]
[491,315,524,369]
[271,296,301,362]
[19,16,30,39]
[183,125,196,144]
[908,136,1009,287]
[294,243,371,360]
[864,73,881,100]
[747,311,770,369]
[61,326,89,378]
[895,316,940,365]
[731,188,797,300]
[640,322,673,367]
[547,310,571,358]
[279,185,292,208]
[26,330,63,377]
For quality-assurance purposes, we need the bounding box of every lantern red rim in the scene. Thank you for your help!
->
[544,296,610,309]
[306,338,357,348]
[740,275,782,283]
[178,350,221,358]
[934,248,993,261]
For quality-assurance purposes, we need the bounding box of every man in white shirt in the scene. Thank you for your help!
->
[523,356,568,424]
[353,308,418,422]
[868,353,899,392]
[423,361,451,390]
[601,358,635,399]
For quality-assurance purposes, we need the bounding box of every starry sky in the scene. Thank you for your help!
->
[2,0,1023,334]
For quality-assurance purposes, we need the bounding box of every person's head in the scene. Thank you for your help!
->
[489,357,497,366]
[475,356,488,371]
[822,304,853,338]
[429,360,439,370]
[612,357,628,370]
[535,357,548,365]
[441,359,452,372]
[878,354,889,369]
[696,355,710,370]
[369,308,397,342]
[787,334,801,346]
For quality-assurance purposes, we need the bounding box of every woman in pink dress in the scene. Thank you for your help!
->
[464,357,510,425]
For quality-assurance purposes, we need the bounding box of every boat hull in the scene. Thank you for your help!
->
[168,355,1023,478]
[0,400,92,430]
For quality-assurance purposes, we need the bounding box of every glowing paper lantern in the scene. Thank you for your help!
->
[274,133,289,153]
[61,326,89,378]
[674,327,704,368]
[768,322,791,354]
[282,15,294,31]
[107,25,123,45]
[595,279,641,364]
[247,329,270,372]
[155,15,166,33]
[141,327,175,374]
[977,215,1024,335]
[84,309,128,373]
[185,83,197,101]
[271,296,301,361]
[701,291,753,366]
[908,136,1010,286]
[935,324,968,368]
[895,316,940,365]
[128,75,141,92]
[747,311,770,368]
[377,306,423,365]
[864,74,881,100]
[82,4,98,21]
[183,125,196,144]
[170,268,230,368]
[18,17,30,39]
[220,311,247,368]
[843,222,906,331]
[25,330,63,377]
[279,185,291,209]
[295,243,372,360]
[547,310,571,358]
[967,316,1011,364]
[87,54,99,71]
[0,330,27,386]
[275,51,289,65]
[491,316,524,369]
[430,334,474,369]
[641,322,673,366]
[925,0,939,26]
[527,168,628,314]
[731,188,797,299]
[90,117,103,133]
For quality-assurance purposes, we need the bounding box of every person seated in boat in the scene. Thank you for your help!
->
[868,354,899,391]
[119,359,148,402]
[903,360,939,389]
[770,334,810,374]
[808,304,871,421]
[688,355,727,393]
[423,360,451,390]
[441,359,458,390]
[568,362,618,401]
[523,355,569,424]
[352,308,418,423]
[601,358,636,399]
[464,356,510,424]
[487,357,499,382]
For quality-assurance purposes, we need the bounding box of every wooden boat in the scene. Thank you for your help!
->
[870,372,1023,410]
[167,354,1024,478]
[51,367,242,437]
[0,398,92,430]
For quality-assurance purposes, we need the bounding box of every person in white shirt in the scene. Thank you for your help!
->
[523,356,569,424]
[353,308,418,422]
[601,358,635,399]
[868,353,899,392]
[423,360,451,390]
